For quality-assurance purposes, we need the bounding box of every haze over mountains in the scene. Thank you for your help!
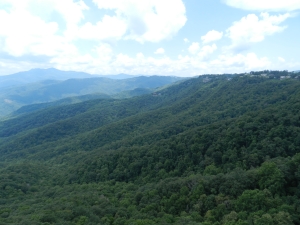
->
[0,68,95,89]
[0,68,169,89]
[0,68,185,118]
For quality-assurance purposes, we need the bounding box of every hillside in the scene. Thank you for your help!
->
[0,71,300,224]
[0,74,184,118]
[0,68,150,90]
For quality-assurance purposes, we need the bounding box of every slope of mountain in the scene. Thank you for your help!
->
[0,75,184,118]
[0,68,96,89]
[0,71,300,224]
[11,93,112,117]
[104,73,136,79]
[0,68,179,89]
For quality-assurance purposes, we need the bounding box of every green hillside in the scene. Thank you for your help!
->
[0,71,300,225]
[0,75,184,118]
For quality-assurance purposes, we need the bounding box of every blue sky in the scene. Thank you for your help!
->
[0,0,299,76]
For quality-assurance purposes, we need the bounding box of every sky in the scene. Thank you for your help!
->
[0,0,299,77]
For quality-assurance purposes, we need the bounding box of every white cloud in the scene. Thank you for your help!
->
[188,42,200,54]
[50,42,115,74]
[201,30,223,44]
[78,15,127,40]
[92,0,187,43]
[211,52,271,71]
[0,8,62,57]
[52,0,88,25]
[136,52,145,60]
[184,38,189,43]
[188,43,217,59]
[223,0,300,11]
[50,0,89,40]
[198,44,218,59]
[154,48,165,54]
[0,1,297,77]
[0,0,89,57]
[226,13,290,51]
[0,0,88,40]
[0,0,187,75]
[93,43,113,61]
[0,46,292,77]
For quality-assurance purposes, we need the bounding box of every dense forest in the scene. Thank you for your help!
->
[0,71,300,224]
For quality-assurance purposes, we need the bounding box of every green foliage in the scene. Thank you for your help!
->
[258,162,285,195]
[0,71,300,224]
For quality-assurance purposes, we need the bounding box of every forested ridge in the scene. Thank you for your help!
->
[0,71,300,224]
[0,74,183,118]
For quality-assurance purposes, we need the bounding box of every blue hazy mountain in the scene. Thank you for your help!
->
[0,68,173,89]
[0,69,184,118]
[0,68,97,89]
[104,73,136,79]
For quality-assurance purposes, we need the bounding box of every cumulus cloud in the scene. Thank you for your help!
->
[94,43,113,60]
[53,0,88,25]
[201,30,223,44]
[0,8,61,56]
[226,13,290,51]
[50,0,89,40]
[0,0,88,57]
[92,0,187,42]
[188,42,217,59]
[0,0,188,76]
[0,0,88,39]
[160,51,270,75]
[198,44,218,59]
[278,57,286,62]
[0,45,288,77]
[78,15,127,40]
[212,52,271,70]
[50,42,114,73]
[188,42,200,54]
[223,0,300,11]
[0,0,296,77]
[0,0,187,69]
[154,48,165,54]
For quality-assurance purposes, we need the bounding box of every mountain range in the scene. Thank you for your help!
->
[0,68,144,89]
[0,68,95,89]
[0,68,185,118]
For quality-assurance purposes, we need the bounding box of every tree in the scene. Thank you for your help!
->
[258,162,285,195]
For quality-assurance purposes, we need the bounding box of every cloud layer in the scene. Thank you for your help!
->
[226,13,290,51]
[0,1,298,76]
[201,30,223,44]
[92,0,187,42]
[223,0,300,11]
